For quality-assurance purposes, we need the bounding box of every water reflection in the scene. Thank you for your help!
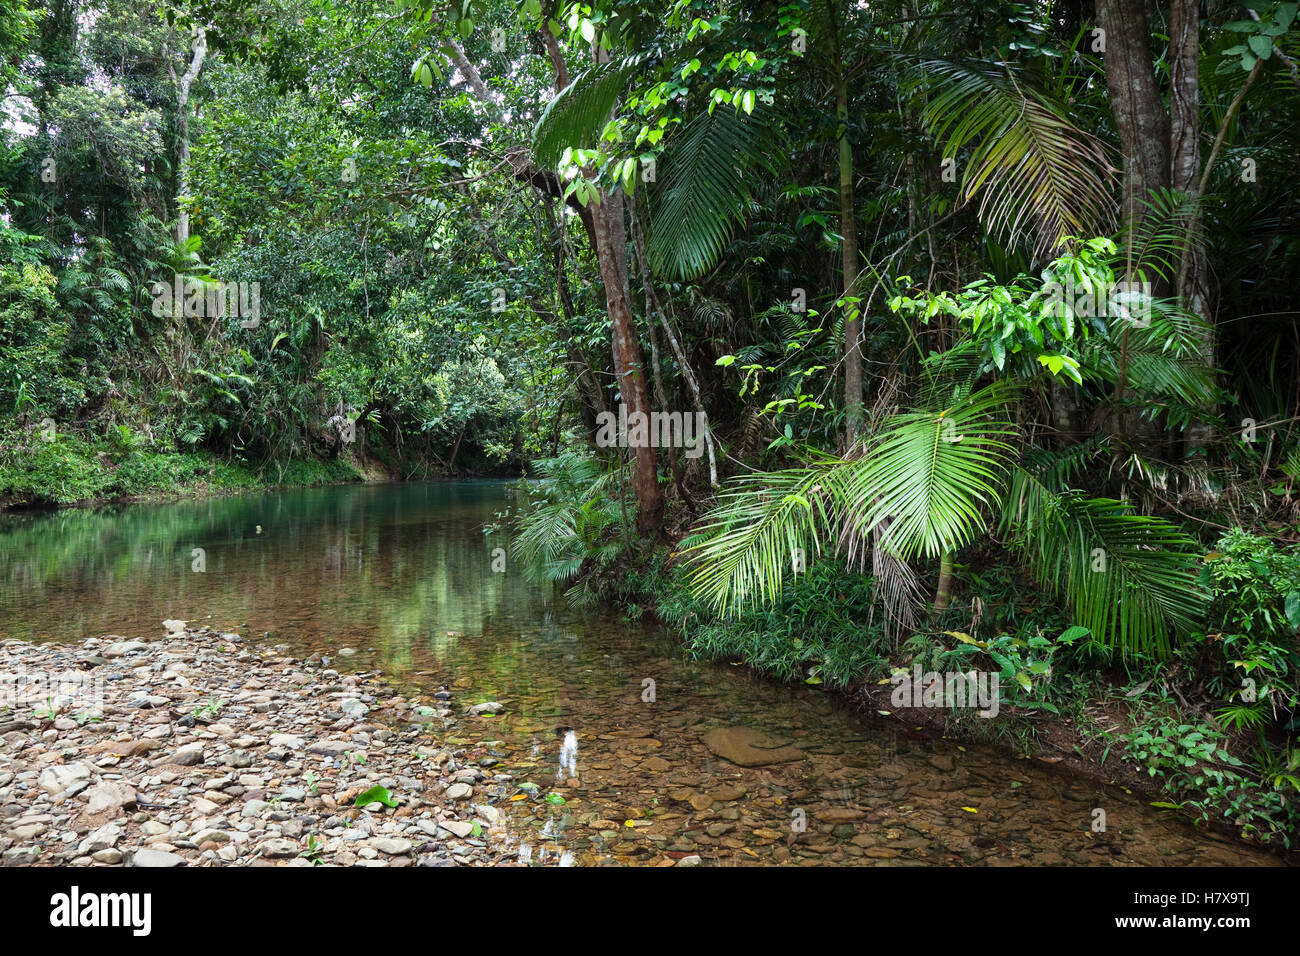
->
[0,481,1284,867]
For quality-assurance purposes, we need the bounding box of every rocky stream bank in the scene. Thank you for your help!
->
[0,624,524,867]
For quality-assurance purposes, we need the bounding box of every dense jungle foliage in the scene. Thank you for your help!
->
[2,0,1299,847]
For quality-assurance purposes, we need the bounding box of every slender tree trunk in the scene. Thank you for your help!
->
[448,423,466,471]
[467,188,606,443]
[932,550,954,620]
[644,291,690,510]
[167,27,206,246]
[838,80,863,448]
[1049,378,1077,447]
[1170,0,1214,451]
[591,188,663,536]
[630,197,718,487]
[825,0,862,448]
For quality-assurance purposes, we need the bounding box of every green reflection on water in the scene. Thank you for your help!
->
[0,480,1281,867]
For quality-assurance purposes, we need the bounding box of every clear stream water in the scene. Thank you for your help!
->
[0,480,1281,866]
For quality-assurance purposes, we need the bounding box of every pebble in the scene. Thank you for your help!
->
[132,849,186,867]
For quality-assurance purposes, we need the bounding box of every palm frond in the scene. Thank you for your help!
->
[646,106,782,280]
[917,59,1117,259]
[1081,299,1217,409]
[1001,467,1206,657]
[1112,187,1206,284]
[531,59,641,168]
[685,385,1017,613]
[684,462,842,617]
[842,383,1019,560]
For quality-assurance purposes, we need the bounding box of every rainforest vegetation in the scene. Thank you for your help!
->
[2,0,1299,848]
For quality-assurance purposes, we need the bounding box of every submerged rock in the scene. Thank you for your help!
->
[700,727,804,768]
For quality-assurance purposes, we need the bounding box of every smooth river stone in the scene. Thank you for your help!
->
[700,727,803,767]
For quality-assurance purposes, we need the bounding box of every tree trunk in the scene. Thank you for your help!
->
[932,550,954,620]
[838,79,863,448]
[1096,0,1169,454]
[1095,0,1169,229]
[631,204,693,510]
[449,35,662,534]
[590,188,663,536]
[464,187,606,444]
[825,0,862,448]
[168,27,206,246]
[1170,0,1214,451]
[630,196,718,488]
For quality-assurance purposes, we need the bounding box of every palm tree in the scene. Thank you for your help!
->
[683,258,1212,659]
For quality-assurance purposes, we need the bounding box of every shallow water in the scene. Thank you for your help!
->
[0,480,1281,865]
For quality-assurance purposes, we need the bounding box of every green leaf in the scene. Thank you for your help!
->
[1248,34,1273,59]
[1284,592,1300,629]
[353,785,399,808]
[990,335,1006,369]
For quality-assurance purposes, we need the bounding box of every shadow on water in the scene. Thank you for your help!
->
[0,480,1282,865]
